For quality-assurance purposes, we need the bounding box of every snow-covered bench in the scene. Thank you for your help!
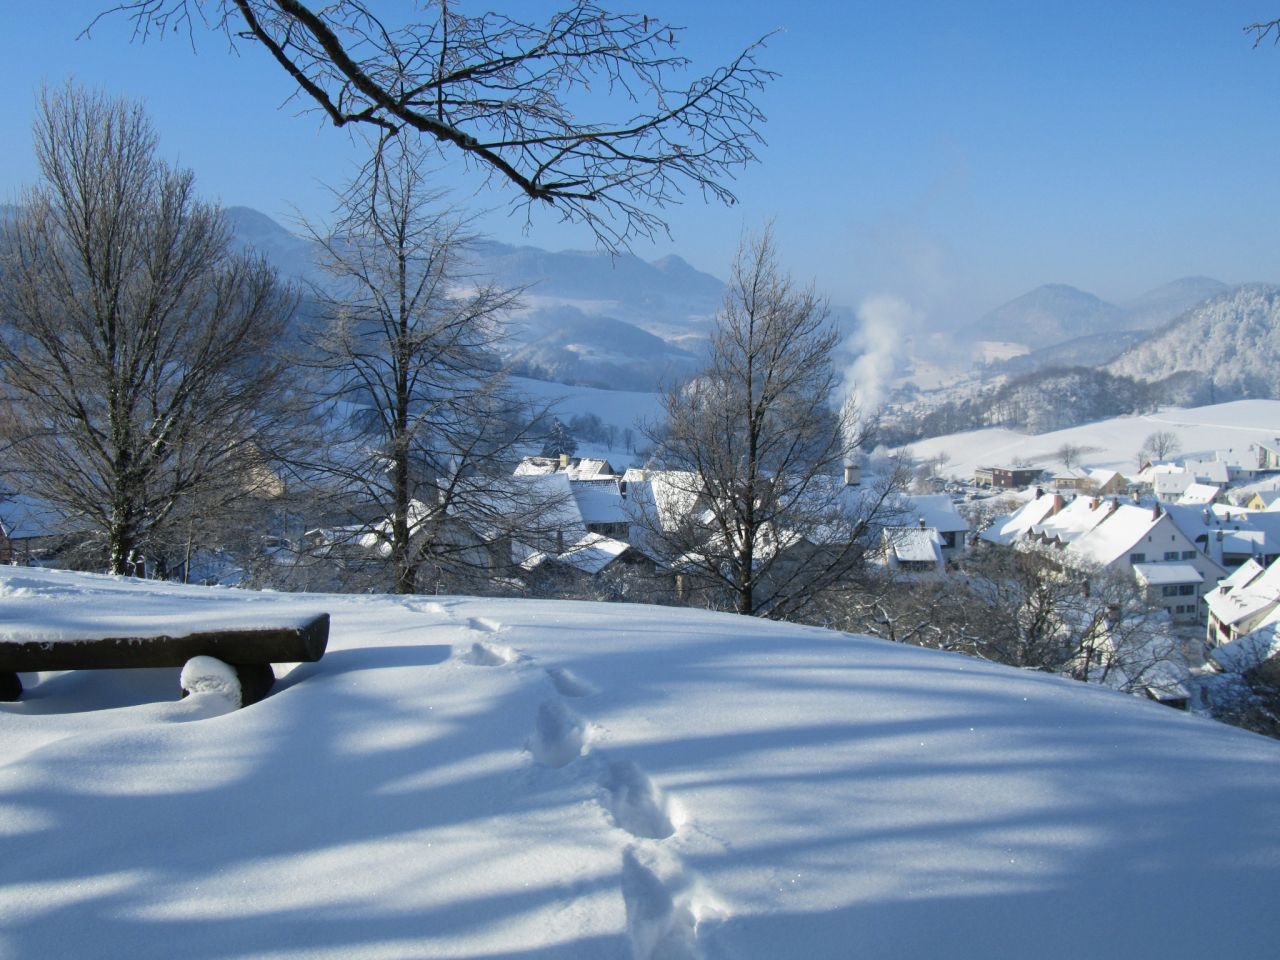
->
[0,613,329,707]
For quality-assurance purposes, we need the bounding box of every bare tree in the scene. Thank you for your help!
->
[832,543,1182,694]
[1140,430,1181,463]
[303,144,557,594]
[636,227,904,619]
[0,85,301,576]
[95,1,774,249]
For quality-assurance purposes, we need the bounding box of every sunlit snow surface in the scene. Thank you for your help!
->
[2,567,1279,959]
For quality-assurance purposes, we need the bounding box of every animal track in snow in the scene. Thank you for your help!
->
[546,666,597,698]
[462,641,517,666]
[604,761,677,840]
[528,699,590,768]
[621,846,724,960]
[466,616,503,633]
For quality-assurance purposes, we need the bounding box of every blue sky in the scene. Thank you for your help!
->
[3,2,1279,328]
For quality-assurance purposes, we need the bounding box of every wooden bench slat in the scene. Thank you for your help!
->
[0,613,329,673]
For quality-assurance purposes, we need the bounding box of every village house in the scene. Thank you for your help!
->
[1255,439,1280,472]
[1205,557,1280,648]
[973,465,1044,489]
[903,494,970,561]
[987,493,1226,621]
[1052,467,1128,496]
[882,524,944,575]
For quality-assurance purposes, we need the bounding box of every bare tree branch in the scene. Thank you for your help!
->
[93,1,777,251]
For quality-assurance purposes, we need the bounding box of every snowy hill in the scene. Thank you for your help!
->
[1108,284,1280,400]
[1120,275,1229,329]
[973,278,1229,354]
[975,283,1128,349]
[3,567,1280,959]
[903,399,1280,478]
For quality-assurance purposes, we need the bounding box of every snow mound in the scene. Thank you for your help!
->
[179,656,242,707]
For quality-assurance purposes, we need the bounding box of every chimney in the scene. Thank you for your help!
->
[619,479,628,500]
[1202,509,1211,525]
[844,463,862,487]
[1090,497,1100,510]
[1152,503,1162,520]
[556,529,564,553]
[918,516,927,530]
[559,452,569,469]
[1051,494,1064,515]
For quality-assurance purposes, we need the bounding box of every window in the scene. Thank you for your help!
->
[1129,552,1146,564]
[1179,584,1195,596]
[1162,585,1178,597]
[1163,551,1179,561]
[1181,550,1196,560]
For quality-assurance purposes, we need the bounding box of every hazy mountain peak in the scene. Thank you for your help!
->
[977,283,1125,349]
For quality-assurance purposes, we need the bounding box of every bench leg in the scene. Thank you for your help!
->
[233,663,275,707]
[0,672,21,702]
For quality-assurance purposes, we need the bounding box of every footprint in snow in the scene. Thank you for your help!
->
[621,846,724,960]
[528,699,590,768]
[466,616,503,633]
[463,641,517,666]
[546,666,597,698]
[604,760,677,840]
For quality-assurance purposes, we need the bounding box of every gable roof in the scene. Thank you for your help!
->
[903,494,969,535]
[884,526,944,570]
[1067,504,1167,567]
[1206,556,1280,628]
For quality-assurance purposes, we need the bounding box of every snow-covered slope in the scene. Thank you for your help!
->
[905,399,1280,479]
[1108,285,1280,399]
[3,568,1279,959]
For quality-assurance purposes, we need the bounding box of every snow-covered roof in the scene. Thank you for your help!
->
[903,494,969,535]
[1089,468,1124,489]
[1132,563,1204,587]
[1066,503,1164,567]
[1184,459,1233,485]
[514,456,617,479]
[523,532,638,575]
[884,526,944,568]
[1028,495,1120,546]
[0,494,65,540]
[981,491,1067,546]
[1211,619,1280,672]
[1153,472,1195,498]
[570,479,628,525]
[1206,556,1280,628]
[1176,482,1221,506]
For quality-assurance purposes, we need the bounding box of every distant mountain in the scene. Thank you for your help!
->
[1107,284,1280,399]
[223,206,326,284]
[216,207,723,391]
[466,240,723,340]
[976,284,1128,348]
[1120,276,1229,330]
[505,306,701,391]
[974,277,1231,355]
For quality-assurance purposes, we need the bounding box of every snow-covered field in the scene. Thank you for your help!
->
[905,399,1280,478]
[3,568,1279,959]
